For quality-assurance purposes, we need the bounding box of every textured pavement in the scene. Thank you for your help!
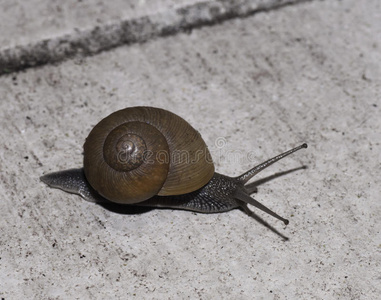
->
[0,0,380,299]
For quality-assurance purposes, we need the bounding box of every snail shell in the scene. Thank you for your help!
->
[83,107,214,204]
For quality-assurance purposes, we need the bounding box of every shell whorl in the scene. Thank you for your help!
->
[83,107,214,204]
[103,123,148,172]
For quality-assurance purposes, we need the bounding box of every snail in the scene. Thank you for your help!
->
[41,106,307,225]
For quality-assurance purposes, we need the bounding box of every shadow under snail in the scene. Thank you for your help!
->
[41,106,307,226]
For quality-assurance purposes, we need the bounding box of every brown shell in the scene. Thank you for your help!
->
[83,107,215,204]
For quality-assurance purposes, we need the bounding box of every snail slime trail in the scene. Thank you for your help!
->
[41,107,308,231]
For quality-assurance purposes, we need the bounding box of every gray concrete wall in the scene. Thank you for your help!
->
[0,0,380,299]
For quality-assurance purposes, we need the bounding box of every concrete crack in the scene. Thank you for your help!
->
[0,0,313,76]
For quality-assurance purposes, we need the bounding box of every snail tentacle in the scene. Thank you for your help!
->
[234,188,289,225]
[236,143,307,184]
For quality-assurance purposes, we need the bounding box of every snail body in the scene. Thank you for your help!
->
[41,106,307,226]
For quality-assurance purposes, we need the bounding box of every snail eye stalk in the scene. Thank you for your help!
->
[234,143,308,224]
[236,143,308,184]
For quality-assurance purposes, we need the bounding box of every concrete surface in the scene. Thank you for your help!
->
[0,0,380,299]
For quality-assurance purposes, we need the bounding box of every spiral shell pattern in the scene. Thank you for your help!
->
[84,107,214,204]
